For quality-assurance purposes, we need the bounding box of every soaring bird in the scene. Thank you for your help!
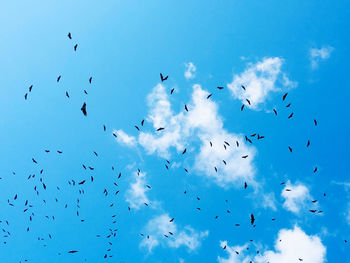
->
[24,93,28,100]
[170,88,174,94]
[74,44,78,51]
[241,105,245,111]
[67,32,72,39]
[241,85,246,90]
[207,93,212,99]
[57,76,61,82]
[314,119,318,126]
[89,77,92,84]
[307,140,310,147]
[250,213,255,225]
[288,146,293,152]
[288,113,294,119]
[217,86,224,90]
[81,103,87,116]
[282,93,288,101]
[273,109,277,115]
[156,127,164,131]
[65,91,69,98]
[185,105,188,112]
[182,148,187,154]
[246,99,251,105]
[160,73,168,82]
[29,85,33,92]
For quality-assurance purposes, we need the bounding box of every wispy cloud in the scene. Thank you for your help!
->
[227,57,296,110]
[310,46,334,69]
[140,213,208,252]
[125,171,150,210]
[136,83,257,187]
[114,129,137,147]
[218,226,326,263]
[184,62,196,80]
[281,181,314,214]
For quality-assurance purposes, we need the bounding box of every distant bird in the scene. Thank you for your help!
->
[141,120,145,126]
[313,167,318,173]
[246,99,251,105]
[288,113,294,119]
[286,103,291,108]
[282,93,288,101]
[170,218,174,222]
[29,85,33,92]
[103,125,106,131]
[242,155,248,159]
[74,44,78,51]
[185,105,188,112]
[135,126,140,131]
[67,32,72,39]
[241,105,245,111]
[89,77,92,84]
[84,90,88,94]
[241,85,246,90]
[81,103,87,116]
[156,127,164,131]
[250,213,255,225]
[24,93,28,100]
[217,86,224,90]
[288,146,293,152]
[273,109,277,115]
[170,88,174,94]
[57,75,61,82]
[160,73,168,82]
[207,93,212,99]
[307,140,310,147]
[244,182,247,189]
[314,119,318,126]
[68,250,78,253]
[65,91,69,98]
[182,148,187,154]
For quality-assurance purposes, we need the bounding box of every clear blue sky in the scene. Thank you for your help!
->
[0,0,349,262]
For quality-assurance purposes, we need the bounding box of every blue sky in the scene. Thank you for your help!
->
[0,0,349,262]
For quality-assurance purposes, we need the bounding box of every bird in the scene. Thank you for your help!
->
[157,127,164,131]
[160,73,168,82]
[29,85,33,92]
[24,93,28,100]
[81,103,87,116]
[314,119,318,126]
[170,88,174,94]
[103,125,106,131]
[242,155,248,159]
[207,94,212,99]
[74,44,78,51]
[288,146,293,152]
[282,93,288,101]
[141,120,145,126]
[250,213,255,225]
[286,103,291,107]
[89,77,92,84]
[307,140,310,147]
[57,75,61,82]
[67,32,72,39]
[244,182,247,189]
[135,126,140,131]
[288,113,294,119]
[65,91,69,98]
[217,86,224,90]
[241,105,245,111]
[313,167,318,173]
[68,250,78,253]
[182,148,187,154]
[273,109,277,115]
[246,99,251,105]
[185,105,188,112]
[241,85,246,90]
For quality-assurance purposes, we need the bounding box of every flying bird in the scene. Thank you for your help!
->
[89,77,92,84]
[57,75,61,82]
[74,44,78,51]
[250,214,255,225]
[81,103,87,116]
[217,86,224,90]
[160,73,168,82]
[157,127,164,131]
[273,109,277,115]
[282,93,288,101]
[67,32,72,39]
[288,113,294,119]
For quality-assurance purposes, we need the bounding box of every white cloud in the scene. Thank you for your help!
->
[125,171,150,209]
[140,213,208,252]
[184,62,196,79]
[218,226,326,263]
[310,46,334,69]
[227,57,295,110]
[281,181,312,214]
[114,129,137,147]
[137,83,257,187]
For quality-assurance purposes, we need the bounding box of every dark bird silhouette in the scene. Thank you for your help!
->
[207,94,212,99]
[242,155,248,159]
[141,120,145,126]
[282,93,288,101]
[241,105,245,111]
[157,127,164,131]
[244,182,247,189]
[170,88,175,94]
[89,77,92,84]
[288,146,293,152]
[286,103,291,108]
[160,73,168,82]
[288,113,294,119]
[81,103,87,116]
[32,158,37,164]
[250,214,255,225]
[67,32,72,39]
[74,44,78,51]
[68,250,78,253]
[314,119,318,126]
[313,167,318,173]
[103,125,106,131]
[241,85,246,90]
[29,85,33,92]
[185,105,188,112]
[246,99,251,105]
[24,93,28,100]
[65,91,69,98]
[217,86,224,90]
[135,126,140,131]
[57,76,61,82]
[182,148,187,154]
[307,140,310,147]
[273,109,277,115]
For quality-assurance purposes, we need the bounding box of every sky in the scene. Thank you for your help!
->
[0,0,349,262]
